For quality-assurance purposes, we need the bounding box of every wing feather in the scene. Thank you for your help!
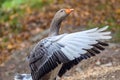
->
[57,26,111,77]
[57,26,111,60]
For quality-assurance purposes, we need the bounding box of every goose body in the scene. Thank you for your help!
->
[14,9,112,80]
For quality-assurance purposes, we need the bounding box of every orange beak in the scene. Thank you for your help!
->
[65,9,74,14]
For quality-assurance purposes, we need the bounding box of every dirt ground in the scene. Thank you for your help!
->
[0,42,120,80]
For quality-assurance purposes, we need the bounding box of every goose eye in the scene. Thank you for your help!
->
[61,10,64,12]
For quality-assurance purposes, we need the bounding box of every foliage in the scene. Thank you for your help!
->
[1,0,25,11]
[0,0,51,36]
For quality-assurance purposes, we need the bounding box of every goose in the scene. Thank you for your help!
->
[14,9,112,80]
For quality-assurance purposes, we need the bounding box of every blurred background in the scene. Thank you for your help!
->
[0,0,120,80]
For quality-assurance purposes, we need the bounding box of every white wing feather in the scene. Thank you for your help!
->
[57,26,112,60]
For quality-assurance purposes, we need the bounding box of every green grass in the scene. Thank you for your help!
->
[1,0,52,11]
[1,0,25,11]
[3,37,9,42]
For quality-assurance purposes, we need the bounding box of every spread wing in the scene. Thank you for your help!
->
[56,26,112,77]
[28,26,111,80]
[56,26,111,60]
